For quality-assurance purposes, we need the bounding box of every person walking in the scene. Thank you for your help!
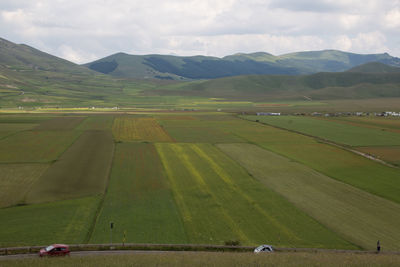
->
[377,240,381,253]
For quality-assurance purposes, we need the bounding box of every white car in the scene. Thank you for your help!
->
[254,244,274,253]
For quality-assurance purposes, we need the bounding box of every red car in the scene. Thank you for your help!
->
[39,244,70,257]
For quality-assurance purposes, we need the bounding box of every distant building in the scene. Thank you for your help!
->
[257,112,281,116]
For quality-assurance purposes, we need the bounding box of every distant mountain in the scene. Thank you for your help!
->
[84,50,400,80]
[347,62,400,73]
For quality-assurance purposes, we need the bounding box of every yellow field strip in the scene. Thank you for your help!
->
[170,144,250,244]
[189,144,296,241]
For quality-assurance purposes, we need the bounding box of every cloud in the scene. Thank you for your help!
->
[0,0,398,63]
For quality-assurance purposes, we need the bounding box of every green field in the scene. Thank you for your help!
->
[218,143,400,250]
[77,115,114,131]
[25,130,114,203]
[156,143,353,248]
[0,196,100,247]
[157,118,246,143]
[90,143,186,244]
[0,164,49,207]
[0,113,399,252]
[244,115,400,146]
[0,130,81,163]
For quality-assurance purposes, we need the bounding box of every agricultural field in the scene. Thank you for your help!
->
[0,164,49,208]
[90,143,186,244]
[0,130,81,163]
[112,116,173,142]
[77,115,114,130]
[244,115,400,146]
[25,130,114,204]
[357,146,400,166]
[34,116,86,130]
[156,117,246,143]
[322,116,400,133]
[218,143,400,251]
[1,112,400,253]
[0,196,100,247]
[155,143,353,248]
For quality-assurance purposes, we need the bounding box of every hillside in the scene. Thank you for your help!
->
[1,36,400,108]
[153,71,400,100]
[347,62,400,73]
[84,50,400,80]
[0,38,150,107]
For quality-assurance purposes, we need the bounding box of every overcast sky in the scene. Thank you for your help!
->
[1,0,399,64]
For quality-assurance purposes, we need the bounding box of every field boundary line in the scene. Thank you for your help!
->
[84,138,116,243]
[238,116,399,169]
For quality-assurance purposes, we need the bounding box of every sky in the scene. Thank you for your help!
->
[1,0,399,64]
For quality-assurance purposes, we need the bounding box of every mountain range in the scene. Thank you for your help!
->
[1,36,400,108]
[84,50,400,80]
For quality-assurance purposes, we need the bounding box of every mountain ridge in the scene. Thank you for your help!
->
[84,49,400,80]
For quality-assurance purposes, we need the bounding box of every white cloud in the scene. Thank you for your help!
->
[0,0,399,63]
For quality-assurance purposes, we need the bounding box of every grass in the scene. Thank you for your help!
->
[2,251,400,267]
[244,115,400,146]
[0,164,49,207]
[0,130,81,163]
[90,143,187,244]
[155,143,354,248]
[25,130,114,203]
[0,196,100,247]
[112,117,173,142]
[218,143,400,251]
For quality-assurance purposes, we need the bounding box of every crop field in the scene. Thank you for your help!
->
[0,164,49,208]
[25,130,114,204]
[157,118,246,143]
[322,116,400,132]
[0,196,100,247]
[112,117,173,142]
[90,143,186,244]
[0,130,81,163]
[218,143,400,251]
[34,116,86,130]
[155,143,353,248]
[356,146,400,166]
[77,115,114,130]
[259,142,400,204]
[244,115,400,146]
[1,112,400,252]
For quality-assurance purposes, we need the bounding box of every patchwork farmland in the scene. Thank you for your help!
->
[1,112,400,252]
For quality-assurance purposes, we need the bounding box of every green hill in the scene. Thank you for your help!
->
[0,38,144,107]
[347,62,400,73]
[84,50,400,80]
[155,71,400,100]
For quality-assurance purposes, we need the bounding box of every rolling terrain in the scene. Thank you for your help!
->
[1,37,400,110]
[85,50,400,79]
